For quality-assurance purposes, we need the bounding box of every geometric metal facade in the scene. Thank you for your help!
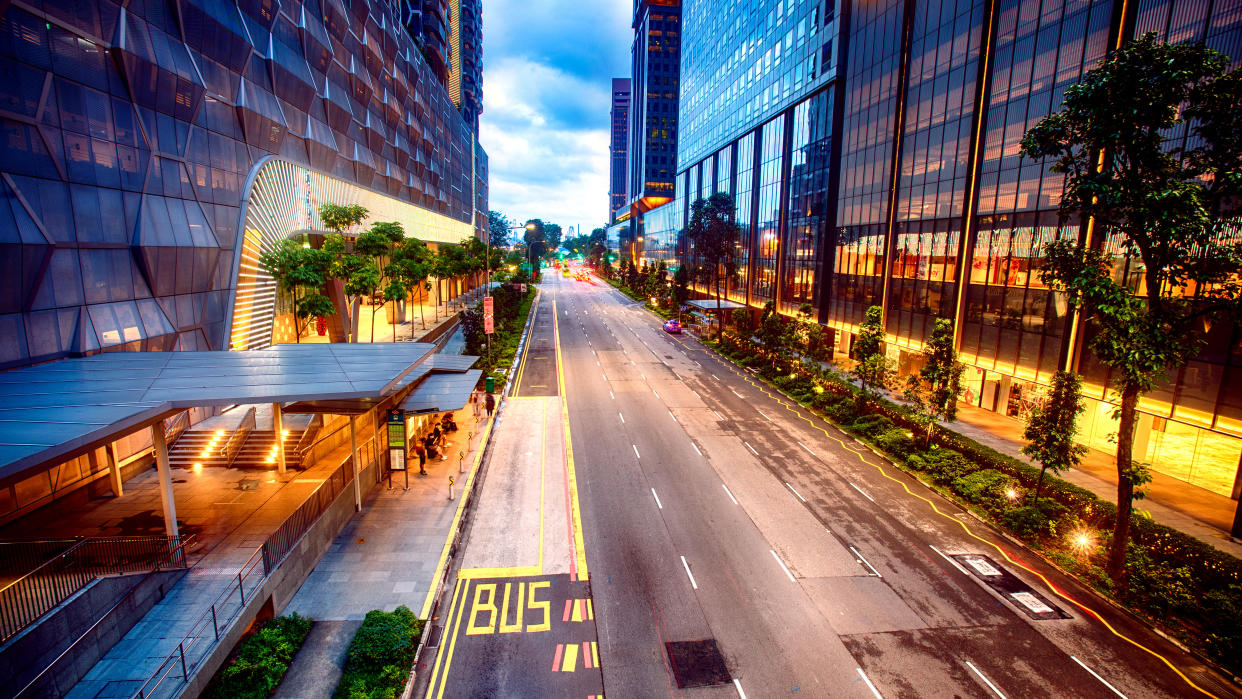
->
[0,0,484,370]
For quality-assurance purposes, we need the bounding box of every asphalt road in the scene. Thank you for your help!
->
[543,270,1239,699]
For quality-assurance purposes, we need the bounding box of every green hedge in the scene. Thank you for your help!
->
[207,614,313,699]
[334,606,424,699]
[706,331,1242,677]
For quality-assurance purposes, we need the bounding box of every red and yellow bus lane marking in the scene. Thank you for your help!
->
[423,574,603,698]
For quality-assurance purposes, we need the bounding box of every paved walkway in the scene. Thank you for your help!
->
[950,403,1242,557]
[275,406,493,698]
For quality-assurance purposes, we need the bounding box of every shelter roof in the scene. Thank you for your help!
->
[686,298,747,311]
[0,343,437,480]
[399,369,483,414]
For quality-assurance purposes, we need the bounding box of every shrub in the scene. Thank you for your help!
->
[952,469,1012,507]
[1123,545,1197,618]
[906,448,972,485]
[874,427,917,460]
[826,399,859,424]
[1000,500,1068,540]
[850,414,893,438]
[334,606,424,699]
[208,614,313,699]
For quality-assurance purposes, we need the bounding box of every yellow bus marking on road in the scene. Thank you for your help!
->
[553,300,590,581]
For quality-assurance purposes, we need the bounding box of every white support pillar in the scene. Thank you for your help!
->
[93,445,123,497]
[106,442,123,496]
[272,404,286,475]
[350,415,361,511]
[151,422,179,539]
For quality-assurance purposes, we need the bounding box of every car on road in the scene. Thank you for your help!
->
[663,319,683,334]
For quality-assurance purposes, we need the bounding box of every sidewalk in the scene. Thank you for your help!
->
[950,403,1242,558]
[66,440,357,699]
[274,406,493,698]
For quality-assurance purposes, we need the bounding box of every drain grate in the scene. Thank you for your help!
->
[666,639,731,688]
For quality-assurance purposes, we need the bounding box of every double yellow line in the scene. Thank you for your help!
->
[672,335,1220,699]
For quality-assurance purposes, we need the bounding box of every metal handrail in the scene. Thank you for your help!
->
[294,414,324,459]
[0,535,193,643]
[163,411,190,445]
[13,556,186,699]
[131,453,371,699]
[221,407,256,468]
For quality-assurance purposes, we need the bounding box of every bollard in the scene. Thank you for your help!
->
[448,476,455,500]
[458,450,466,474]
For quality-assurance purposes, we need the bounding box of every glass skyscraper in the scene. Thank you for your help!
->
[0,0,487,367]
[610,78,631,222]
[674,0,1242,502]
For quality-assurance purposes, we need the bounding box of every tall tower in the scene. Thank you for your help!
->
[609,78,631,222]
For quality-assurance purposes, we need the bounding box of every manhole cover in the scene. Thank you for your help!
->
[666,639,730,688]
[238,478,259,491]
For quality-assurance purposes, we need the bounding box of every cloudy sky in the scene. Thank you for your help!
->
[480,0,632,238]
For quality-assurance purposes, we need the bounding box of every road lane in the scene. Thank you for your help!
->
[550,271,1236,699]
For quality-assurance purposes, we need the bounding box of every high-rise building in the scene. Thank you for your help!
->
[0,0,487,366]
[624,0,682,262]
[396,0,452,87]
[451,0,484,130]
[610,78,631,222]
[672,0,1242,510]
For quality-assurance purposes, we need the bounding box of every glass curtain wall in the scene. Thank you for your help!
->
[752,115,785,304]
[780,88,833,312]
[733,132,756,303]
[828,0,907,330]
[887,0,986,345]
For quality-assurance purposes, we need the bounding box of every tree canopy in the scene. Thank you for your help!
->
[1020,33,1242,577]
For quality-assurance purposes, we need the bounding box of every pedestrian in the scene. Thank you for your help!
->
[469,389,481,417]
[423,433,438,460]
[413,442,427,475]
[484,392,495,417]
[431,424,442,447]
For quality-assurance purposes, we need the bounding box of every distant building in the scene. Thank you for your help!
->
[671,0,1242,511]
[625,0,681,263]
[610,79,631,223]
[451,0,484,130]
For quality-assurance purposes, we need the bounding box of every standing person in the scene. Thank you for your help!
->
[413,441,426,475]
[469,389,481,417]
[484,392,495,417]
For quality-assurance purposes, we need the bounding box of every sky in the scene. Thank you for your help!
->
[479,0,632,240]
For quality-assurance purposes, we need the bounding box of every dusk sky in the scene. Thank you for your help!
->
[480,0,633,239]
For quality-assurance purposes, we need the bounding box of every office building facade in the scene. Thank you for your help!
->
[622,0,682,259]
[610,78,631,222]
[0,0,486,368]
[672,0,1242,501]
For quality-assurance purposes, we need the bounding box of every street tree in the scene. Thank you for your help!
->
[316,204,369,341]
[903,318,964,448]
[672,264,691,316]
[1021,371,1088,507]
[685,193,741,338]
[354,221,405,341]
[259,238,334,341]
[851,305,892,406]
[389,237,433,329]
[756,301,789,358]
[1019,34,1242,577]
[487,210,512,247]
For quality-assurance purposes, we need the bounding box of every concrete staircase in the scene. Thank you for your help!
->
[168,429,305,470]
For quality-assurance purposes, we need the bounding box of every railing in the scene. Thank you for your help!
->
[0,535,193,643]
[294,414,324,460]
[220,407,255,468]
[132,450,375,699]
[0,538,80,579]
[14,568,174,699]
[163,411,190,446]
